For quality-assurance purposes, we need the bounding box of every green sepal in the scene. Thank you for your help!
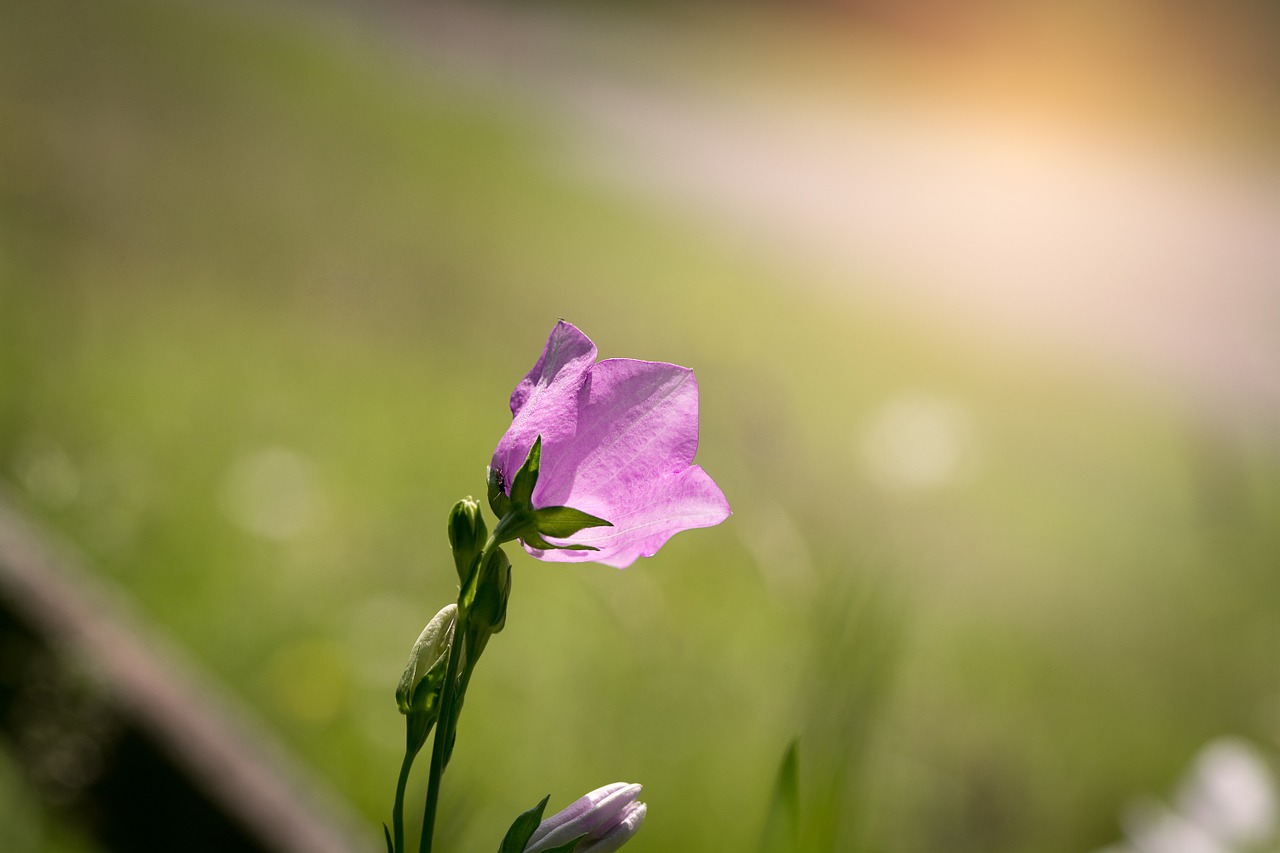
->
[523,530,600,553]
[492,507,536,546]
[448,497,487,585]
[539,835,588,853]
[491,435,608,553]
[532,506,612,538]
[508,436,542,508]
[487,466,512,519]
[384,824,394,853]
[498,794,550,853]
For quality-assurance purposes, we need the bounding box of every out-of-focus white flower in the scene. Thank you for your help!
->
[1176,738,1277,847]
[1097,738,1279,853]
[1122,798,1229,853]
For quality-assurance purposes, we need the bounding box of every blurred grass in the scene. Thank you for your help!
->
[2,0,1280,851]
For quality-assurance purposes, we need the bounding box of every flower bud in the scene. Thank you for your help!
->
[395,603,456,715]
[523,783,646,853]
[448,497,487,584]
[470,546,512,635]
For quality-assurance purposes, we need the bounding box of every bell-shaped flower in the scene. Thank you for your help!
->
[490,321,730,568]
[523,783,646,853]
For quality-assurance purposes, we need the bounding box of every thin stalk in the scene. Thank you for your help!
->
[392,748,416,853]
[418,534,499,853]
[418,622,465,853]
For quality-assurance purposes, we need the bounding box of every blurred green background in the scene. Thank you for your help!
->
[3,0,1280,851]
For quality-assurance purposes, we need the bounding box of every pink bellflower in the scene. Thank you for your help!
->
[523,783,647,853]
[489,321,730,568]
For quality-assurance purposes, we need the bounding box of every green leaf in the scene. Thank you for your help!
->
[508,436,542,508]
[533,506,612,538]
[498,794,551,853]
[758,739,800,853]
[538,834,588,853]
[383,823,394,853]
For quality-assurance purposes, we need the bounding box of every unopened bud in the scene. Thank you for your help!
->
[470,547,512,635]
[395,603,456,715]
[524,783,646,853]
[448,498,487,584]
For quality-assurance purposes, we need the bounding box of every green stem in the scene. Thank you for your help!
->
[418,623,464,853]
[392,748,416,853]
[418,534,500,853]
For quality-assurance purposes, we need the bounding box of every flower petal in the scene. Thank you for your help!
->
[534,358,700,507]
[576,802,646,853]
[491,322,731,568]
[524,783,641,852]
[509,321,597,417]
[492,322,596,489]
[526,358,729,567]
[527,464,730,568]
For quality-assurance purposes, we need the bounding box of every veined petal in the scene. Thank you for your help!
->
[509,320,597,417]
[493,322,596,488]
[526,464,730,568]
[533,358,701,510]
[491,322,730,568]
